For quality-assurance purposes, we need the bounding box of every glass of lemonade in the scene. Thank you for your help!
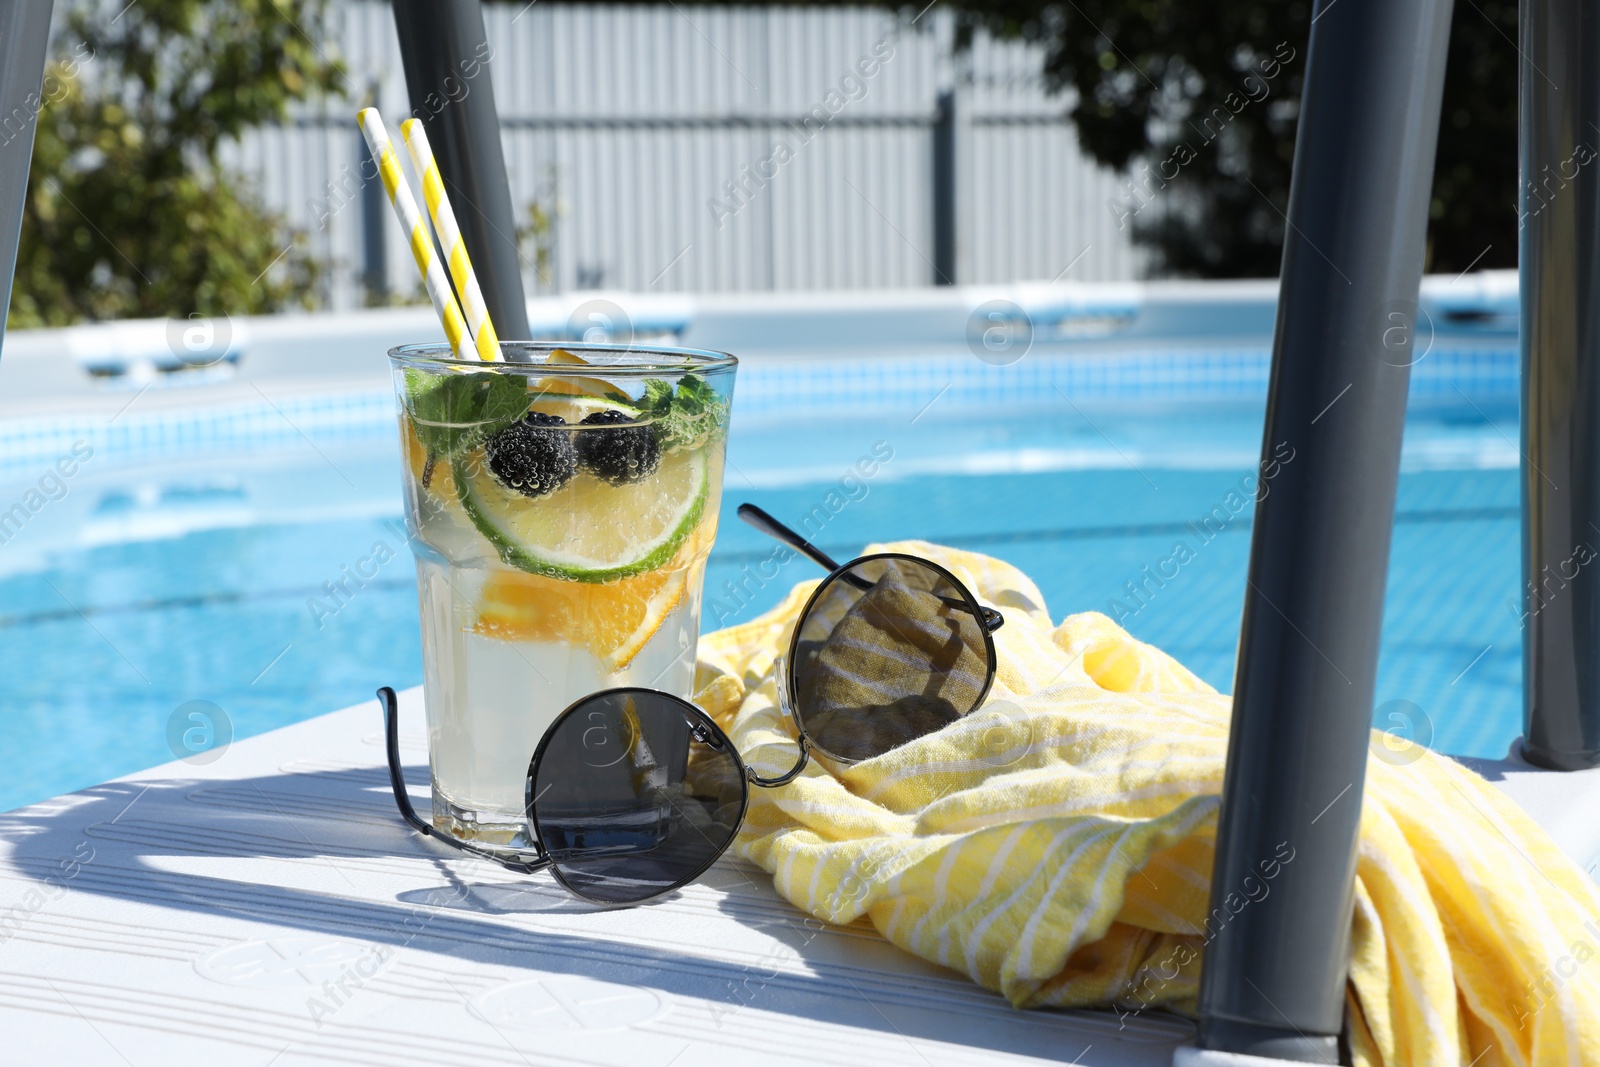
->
[387,341,735,845]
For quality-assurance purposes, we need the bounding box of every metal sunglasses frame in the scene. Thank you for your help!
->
[378,684,748,900]
[376,504,1004,902]
[377,674,798,902]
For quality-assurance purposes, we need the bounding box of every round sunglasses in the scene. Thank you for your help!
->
[378,504,1005,906]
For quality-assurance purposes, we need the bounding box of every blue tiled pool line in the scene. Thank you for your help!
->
[0,342,1516,475]
[0,344,1525,812]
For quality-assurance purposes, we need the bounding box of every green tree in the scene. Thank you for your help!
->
[517,169,560,296]
[8,0,343,328]
[937,1,1518,277]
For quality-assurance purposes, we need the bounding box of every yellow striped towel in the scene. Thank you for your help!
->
[693,540,1600,1067]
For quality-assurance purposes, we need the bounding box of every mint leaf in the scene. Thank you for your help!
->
[651,373,728,450]
[675,374,713,414]
[638,378,676,418]
[404,369,530,458]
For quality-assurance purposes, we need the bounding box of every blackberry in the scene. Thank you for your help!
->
[484,411,576,497]
[577,408,662,485]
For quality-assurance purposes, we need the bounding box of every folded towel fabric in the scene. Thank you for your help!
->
[693,540,1600,1067]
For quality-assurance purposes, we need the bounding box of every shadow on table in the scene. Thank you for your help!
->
[0,753,1189,1061]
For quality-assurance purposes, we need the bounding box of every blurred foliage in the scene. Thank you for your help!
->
[935,2,1309,277]
[517,168,561,295]
[627,0,1517,278]
[9,0,344,328]
[1427,2,1519,276]
[940,3,1516,275]
[931,1,1518,277]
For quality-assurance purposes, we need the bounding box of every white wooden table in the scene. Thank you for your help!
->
[0,686,1198,1066]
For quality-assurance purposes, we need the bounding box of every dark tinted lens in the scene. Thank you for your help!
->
[790,556,991,762]
[529,690,746,904]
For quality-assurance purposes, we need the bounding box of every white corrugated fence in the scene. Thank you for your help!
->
[220,3,1142,308]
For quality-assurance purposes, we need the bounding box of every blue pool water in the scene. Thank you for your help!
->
[0,374,1522,812]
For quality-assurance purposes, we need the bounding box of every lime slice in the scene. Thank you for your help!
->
[454,427,707,582]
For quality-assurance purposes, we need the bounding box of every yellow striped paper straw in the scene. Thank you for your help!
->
[400,118,501,363]
[356,107,475,360]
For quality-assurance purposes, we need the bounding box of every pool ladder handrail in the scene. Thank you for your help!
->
[1194,0,1454,1060]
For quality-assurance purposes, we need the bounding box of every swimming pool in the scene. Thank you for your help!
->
[0,348,1522,812]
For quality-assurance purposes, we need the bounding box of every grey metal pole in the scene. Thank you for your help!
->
[391,0,531,342]
[1521,0,1600,772]
[931,90,956,286]
[0,0,54,358]
[1195,0,1454,1059]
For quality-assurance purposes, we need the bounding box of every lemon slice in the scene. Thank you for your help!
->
[535,347,620,398]
[454,437,707,582]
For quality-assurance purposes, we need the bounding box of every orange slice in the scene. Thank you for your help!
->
[474,563,687,671]
[401,414,456,498]
[472,518,714,671]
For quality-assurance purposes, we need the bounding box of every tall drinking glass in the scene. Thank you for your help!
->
[387,341,736,844]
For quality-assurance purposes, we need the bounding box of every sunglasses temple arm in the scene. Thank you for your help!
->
[377,687,551,876]
[735,504,1003,632]
[737,503,842,574]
